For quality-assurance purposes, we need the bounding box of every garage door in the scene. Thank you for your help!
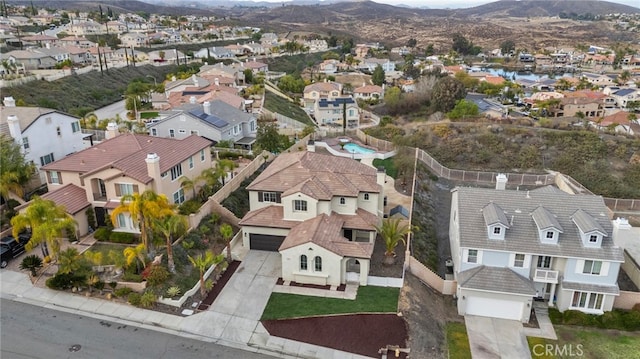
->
[466,296,523,321]
[249,234,285,251]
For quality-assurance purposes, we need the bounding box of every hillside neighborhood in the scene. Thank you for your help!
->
[1,1,640,359]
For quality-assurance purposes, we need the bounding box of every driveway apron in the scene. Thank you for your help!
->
[464,315,532,359]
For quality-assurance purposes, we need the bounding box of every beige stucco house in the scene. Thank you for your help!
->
[239,150,385,286]
[38,127,212,235]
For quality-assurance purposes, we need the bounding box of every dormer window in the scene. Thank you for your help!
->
[493,227,501,235]
[589,235,598,243]
[546,231,554,239]
[482,203,509,240]
[532,206,563,244]
[339,197,346,205]
[571,209,607,248]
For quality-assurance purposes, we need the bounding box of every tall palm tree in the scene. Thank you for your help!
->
[180,176,198,200]
[215,159,237,186]
[0,171,24,200]
[123,243,146,274]
[153,214,188,273]
[110,190,174,254]
[219,223,234,263]
[11,196,76,260]
[375,218,411,266]
[188,252,224,297]
[57,247,82,275]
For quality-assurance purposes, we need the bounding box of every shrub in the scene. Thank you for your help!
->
[622,309,640,331]
[20,255,43,276]
[45,273,87,290]
[121,271,143,282]
[109,232,136,244]
[563,310,597,326]
[139,291,157,308]
[166,286,182,298]
[94,227,111,241]
[127,292,142,306]
[144,264,170,287]
[114,287,133,298]
[599,310,623,329]
[632,303,640,312]
[178,199,202,215]
[94,281,105,292]
[548,308,563,324]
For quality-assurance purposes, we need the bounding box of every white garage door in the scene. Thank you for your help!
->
[466,296,523,321]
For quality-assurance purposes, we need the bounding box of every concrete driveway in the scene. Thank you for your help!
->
[464,315,531,359]
[182,250,280,346]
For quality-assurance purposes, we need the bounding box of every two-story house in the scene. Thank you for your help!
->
[302,81,343,110]
[239,150,385,286]
[314,97,360,128]
[147,100,256,149]
[1,97,88,184]
[39,129,212,235]
[449,178,623,323]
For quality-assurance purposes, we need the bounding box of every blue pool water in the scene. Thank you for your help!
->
[344,143,376,154]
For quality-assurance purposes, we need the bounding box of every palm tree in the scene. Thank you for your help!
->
[110,190,174,254]
[19,255,43,277]
[180,176,198,200]
[0,171,24,200]
[123,243,146,274]
[153,214,188,273]
[189,252,224,297]
[11,196,76,260]
[375,218,411,266]
[57,247,82,274]
[215,159,237,186]
[197,168,222,198]
[219,223,234,263]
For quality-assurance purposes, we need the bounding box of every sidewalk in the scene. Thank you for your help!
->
[0,256,372,359]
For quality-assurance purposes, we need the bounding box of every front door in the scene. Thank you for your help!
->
[94,207,106,227]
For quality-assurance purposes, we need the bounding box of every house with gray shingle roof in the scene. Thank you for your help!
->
[450,180,624,323]
[239,150,385,287]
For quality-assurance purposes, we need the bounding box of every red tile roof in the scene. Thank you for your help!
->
[42,134,211,183]
[247,151,380,199]
[600,111,638,126]
[38,184,90,214]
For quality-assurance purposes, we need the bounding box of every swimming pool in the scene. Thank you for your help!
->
[343,142,376,154]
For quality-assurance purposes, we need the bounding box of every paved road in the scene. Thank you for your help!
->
[93,99,127,121]
[0,299,275,359]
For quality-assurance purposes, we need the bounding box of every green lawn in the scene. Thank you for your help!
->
[372,158,398,179]
[446,322,471,359]
[528,325,640,359]
[261,285,399,320]
[140,111,159,119]
[87,243,133,265]
[263,91,314,127]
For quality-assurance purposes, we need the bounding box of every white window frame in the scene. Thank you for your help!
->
[546,231,554,239]
[71,121,80,133]
[493,227,501,235]
[363,193,369,201]
[170,164,182,181]
[178,129,187,134]
[40,153,54,166]
[339,197,346,205]
[200,149,205,162]
[22,137,29,150]
[300,255,308,271]
[151,128,157,136]
[191,130,199,135]
[169,129,175,138]
[571,291,604,311]
[293,200,307,212]
[583,260,602,275]
[314,256,322,272]
[589,234,598,243]
[173,188,185,204]
[263,192,277,203]
[467,249,478,263]
[188,156,194,169]
[118,183,135,196]
[49,171,61,184]
[514,253,525,268]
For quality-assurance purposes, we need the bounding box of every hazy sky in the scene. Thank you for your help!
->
[373,0,640,8]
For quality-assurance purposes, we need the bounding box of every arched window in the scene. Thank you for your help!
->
[364,193,369,201]
[339,197,346,205]
[314,256,322,272]
[300,255,308,270]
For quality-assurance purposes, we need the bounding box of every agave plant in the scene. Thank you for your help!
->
[166,286,181,298]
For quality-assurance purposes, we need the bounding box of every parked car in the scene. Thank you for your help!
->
[0,233,31,268]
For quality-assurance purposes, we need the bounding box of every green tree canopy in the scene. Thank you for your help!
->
[372,64,385,86]
[432,76,467,112]
[0,134,34,201]
[254,121,292,153]
[447,99,479,120]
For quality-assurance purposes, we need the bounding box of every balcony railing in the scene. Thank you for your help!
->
[534,268,559,283]
[93,193,107,202]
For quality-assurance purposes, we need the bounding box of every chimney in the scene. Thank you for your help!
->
[203,101,211,115]
[7,115,21,140]
[189,96,197,104]
[496,173,507,190]
[214,77,219,86]
[307,139,315,152]
[376,166,386,186]
[4,96,16,107]
[145,153,162,193]
[105,122,119,139]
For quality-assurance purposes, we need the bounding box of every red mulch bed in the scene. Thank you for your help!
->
[197,260,241,311]
[275,278,346,291]
[262,313,408,358]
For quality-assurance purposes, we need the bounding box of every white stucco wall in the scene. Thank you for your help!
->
[282,193,318,221]
[281,243,343,286]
